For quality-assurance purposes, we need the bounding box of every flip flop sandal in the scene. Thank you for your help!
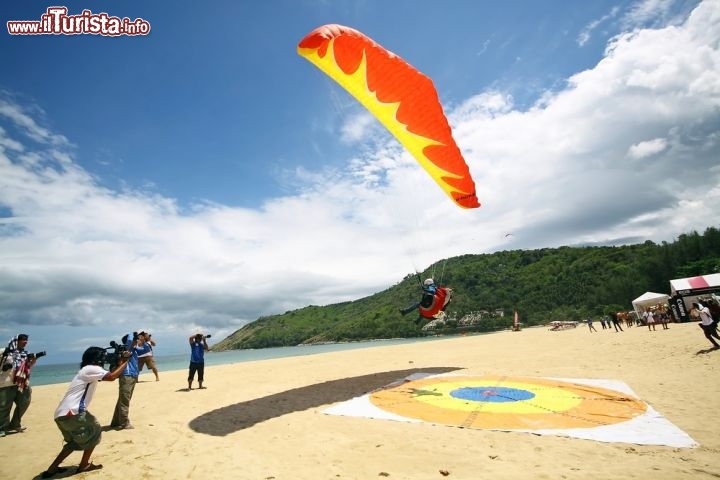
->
[76,463,103,474]
[40,466,68,478]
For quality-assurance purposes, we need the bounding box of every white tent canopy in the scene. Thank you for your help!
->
[668,273,720,321]
[632,292,670,316]
[670,273,720,296]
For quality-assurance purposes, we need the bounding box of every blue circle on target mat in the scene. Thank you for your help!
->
[450,386,535,403]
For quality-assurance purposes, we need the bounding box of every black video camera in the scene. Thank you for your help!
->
[104,340,127,370]
[1,349,46,370]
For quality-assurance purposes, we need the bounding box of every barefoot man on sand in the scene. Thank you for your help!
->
[188,333,209,390]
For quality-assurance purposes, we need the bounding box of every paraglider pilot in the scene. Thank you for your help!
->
[400,278,438,317]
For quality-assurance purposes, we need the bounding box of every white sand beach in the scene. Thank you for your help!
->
[1,321,718,480]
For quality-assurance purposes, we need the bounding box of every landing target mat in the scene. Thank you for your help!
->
[322,374,696,447]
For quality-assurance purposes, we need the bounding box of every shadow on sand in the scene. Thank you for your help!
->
[189,366,461,436]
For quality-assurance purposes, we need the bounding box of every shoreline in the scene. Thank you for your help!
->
[30,331,509,387]
[2,322,718,480]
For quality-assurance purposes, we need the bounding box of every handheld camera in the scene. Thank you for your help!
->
[104,340,127,370]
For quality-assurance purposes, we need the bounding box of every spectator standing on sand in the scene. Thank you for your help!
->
[586,316,597,332]
[643,308,656,331]
[110,332,140,430]
[657,305,670,330]
[188,334,209,390]
[0,334,44,436]
[137,332,159,381]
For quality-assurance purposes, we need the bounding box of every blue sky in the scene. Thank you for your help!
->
[1,0,717,363]
[3,0,622,207]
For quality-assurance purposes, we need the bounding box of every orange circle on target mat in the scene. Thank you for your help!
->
[369,375,648,430]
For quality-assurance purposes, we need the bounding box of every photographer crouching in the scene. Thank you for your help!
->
[0,333,46,437]
[41,345,132,477]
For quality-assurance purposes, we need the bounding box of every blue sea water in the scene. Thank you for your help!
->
[29,337,442,387]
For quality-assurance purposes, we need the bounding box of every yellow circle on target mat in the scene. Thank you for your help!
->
[369,375,648,430]
[414,380,582,414]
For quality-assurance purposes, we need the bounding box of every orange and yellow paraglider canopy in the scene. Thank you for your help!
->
[298,24,480,209]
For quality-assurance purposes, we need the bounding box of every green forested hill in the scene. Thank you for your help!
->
[213,227,720,351]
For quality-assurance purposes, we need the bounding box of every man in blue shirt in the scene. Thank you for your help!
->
[188,334,209,390]
[110,332,139,430]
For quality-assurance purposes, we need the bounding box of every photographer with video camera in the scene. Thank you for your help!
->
[0,333,46,437]
[41,345,131,477]
[110,332,141,430]
[187,333,210,390]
